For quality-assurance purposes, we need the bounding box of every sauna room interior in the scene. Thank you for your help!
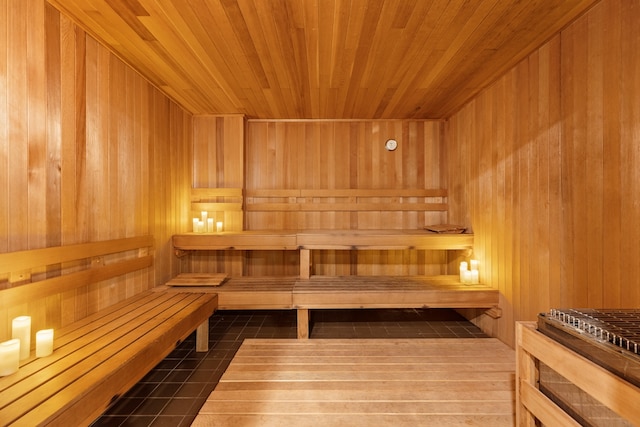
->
[1,0,639,426]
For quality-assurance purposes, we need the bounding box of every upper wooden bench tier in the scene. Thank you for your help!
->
[172,230,473,251]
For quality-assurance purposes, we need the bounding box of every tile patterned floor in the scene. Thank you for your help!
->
[91,308,488,427]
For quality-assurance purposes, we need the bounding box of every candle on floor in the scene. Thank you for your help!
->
[216,221,223,233]
[36,329,54,358]
[12,316,31,360]
[192,218,199,232]
[0,339,20,376]
[207,218,214,233]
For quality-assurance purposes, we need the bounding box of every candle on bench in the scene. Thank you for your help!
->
[201,211,208,223]
[469,269,479,284]
[12,316,31,360]
[207,218,214,233]
[459,261,468,283]
[36,329,54,357]
[469,259,479,284]
[0,339,20,376]
[193,218,199,232]
[216,221,223,233]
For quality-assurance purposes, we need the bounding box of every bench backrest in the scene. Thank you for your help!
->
[0,236,155,342]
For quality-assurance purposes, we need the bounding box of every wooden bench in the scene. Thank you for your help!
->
[165,273,500,340]
[0,236,218,426]
[516,321,640,426]
[172,229,499,339]
[293,275,500,339]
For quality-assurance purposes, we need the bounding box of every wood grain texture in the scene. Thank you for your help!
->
[0,2,193,340]
[45,0,597,119]
[447,0,640,347]
[193,338,515,426]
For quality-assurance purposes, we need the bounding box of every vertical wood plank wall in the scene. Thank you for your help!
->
[0,1,192,339]
[447,0,640,347]
[187,119,451,276]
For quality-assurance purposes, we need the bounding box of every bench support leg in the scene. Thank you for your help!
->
[196,319,209,352]
[299,249,311,279]
[297,309,309,339]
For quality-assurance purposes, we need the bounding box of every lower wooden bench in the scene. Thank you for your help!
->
[165,273,500,340]
[293,275,501,339]
[0,290,218,427]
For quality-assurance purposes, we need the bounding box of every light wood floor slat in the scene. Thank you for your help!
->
[194,338,515,427]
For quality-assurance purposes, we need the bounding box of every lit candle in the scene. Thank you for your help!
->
[36,329,54,358]
[192,218,199,232]
[0,339,20,376]
[462,269,473,284]
[470,259,479,271]
[207,218,214,233]
[197,220,205,233]
[469,269,479,284]
[459,261,468,283]
[201,211,208,223]
[12,316,31,360]
[216,221,223,233]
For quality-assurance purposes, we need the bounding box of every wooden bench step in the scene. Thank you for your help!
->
[0,290,218,427]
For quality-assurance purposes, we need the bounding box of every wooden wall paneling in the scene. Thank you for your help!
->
[448,0,640,347]
[600,0,622,308]
[0,2,7,256]
[7,0,30,253]
[241,119,448,276]
[2,1,193,332]
[618,0,640,306]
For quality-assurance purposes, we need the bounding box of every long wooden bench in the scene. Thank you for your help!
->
[165,274,500,340]
[293,275,500,339]
[171,229,499,340]
[0,236,218,426]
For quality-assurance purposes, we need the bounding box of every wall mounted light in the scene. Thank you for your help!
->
[385,139,398,151]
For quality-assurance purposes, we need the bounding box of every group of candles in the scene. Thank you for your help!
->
[459,260,480,284]
[0,316,54,377]
[193,211,223,233]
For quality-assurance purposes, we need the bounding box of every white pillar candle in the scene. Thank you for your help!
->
[36,329,54,358]
[469,269,479,284]
[470,259,479,271]
[459,261,468,282]
[192,217,199,232]
[12,316,31,360]
[0,339,20,376]
[207,218,214,233]
[197,220,205,233]
[462,269,473,284]
[201,211,208,223]
[216,221,223,233]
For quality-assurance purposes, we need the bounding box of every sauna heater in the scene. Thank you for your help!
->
[537,308,640,427]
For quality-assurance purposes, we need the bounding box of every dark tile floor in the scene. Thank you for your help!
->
[91,308,488,427]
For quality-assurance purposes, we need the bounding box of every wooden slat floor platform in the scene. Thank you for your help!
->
[193,338,516,427]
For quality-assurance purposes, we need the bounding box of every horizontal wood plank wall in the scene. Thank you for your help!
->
[0,1,192,340]
[446,0,639,347]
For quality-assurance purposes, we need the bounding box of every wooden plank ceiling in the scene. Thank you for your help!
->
[46,0,598,119]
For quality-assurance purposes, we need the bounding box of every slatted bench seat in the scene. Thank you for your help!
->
[0,237,218,426]
[161,275,297,310]
[293,275,500,339]
[164,273,500,340]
